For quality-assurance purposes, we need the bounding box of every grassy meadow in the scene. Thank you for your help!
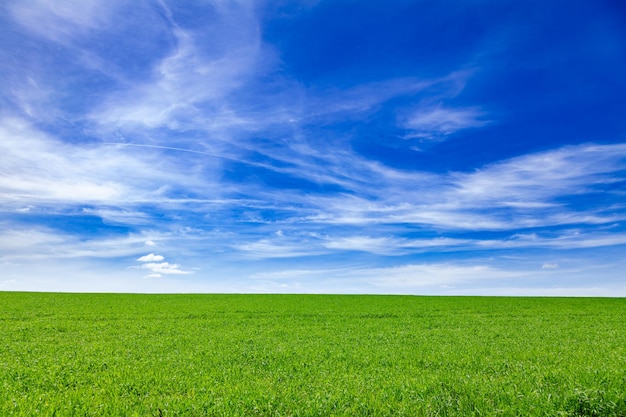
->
[0,293,624,416]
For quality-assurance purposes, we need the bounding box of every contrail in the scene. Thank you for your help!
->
[104,142,267,167]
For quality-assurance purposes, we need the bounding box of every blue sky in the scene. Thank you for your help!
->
[1,0,625,295]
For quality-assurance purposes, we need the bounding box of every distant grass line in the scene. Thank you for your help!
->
[1,293,625,416]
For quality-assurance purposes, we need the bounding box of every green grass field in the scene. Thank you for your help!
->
[1,293,624,416]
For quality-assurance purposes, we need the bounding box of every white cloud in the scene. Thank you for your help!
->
[91,3,264,131]
[302,70,474,125]
[0,226,166,262]
[137,253,164,262]
[314,228,626,255]
[350,263,523,289]
[305,78,435,121]
[0,228,66,254]
[403,105,488,139]
[140,262,191,275]
[82,208,153,225]
[245,261,549,294]
[322,235,471,255]
[323,236,397,254]
[235,238,323,259]
[542,263,559,269]
[136,252,191,276]
[8,0,119,44]
[0,117,218,209]
[291,142,626,232]
[452,143,626,204]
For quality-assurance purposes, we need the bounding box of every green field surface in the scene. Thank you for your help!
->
[1,293,624,416]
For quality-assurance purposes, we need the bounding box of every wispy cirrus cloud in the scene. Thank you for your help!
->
[2,1,169,122]
[0,117,221,209]
[0,226,162,262]
[402,105,489,140]
[206,141,626,244]
[244,255,626,296]
[90,2,265,133]
[2,0,625,294]
[7,0,120,43]
[322,235,471,255]
[478,229,626,250]
[292,142,626,231]
[234,234,325,259]
[227,226,626,260]
[451,143,626,204]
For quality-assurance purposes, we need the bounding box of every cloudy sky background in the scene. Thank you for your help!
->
[1,0,625,295]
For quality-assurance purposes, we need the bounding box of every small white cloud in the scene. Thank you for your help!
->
[137,253,164,262]
[140,262,191,275]
[145,240,156,247]
[542,263,559,269]
[143,273,162,279]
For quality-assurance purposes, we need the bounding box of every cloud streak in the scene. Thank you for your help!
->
[403,105,489,139]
